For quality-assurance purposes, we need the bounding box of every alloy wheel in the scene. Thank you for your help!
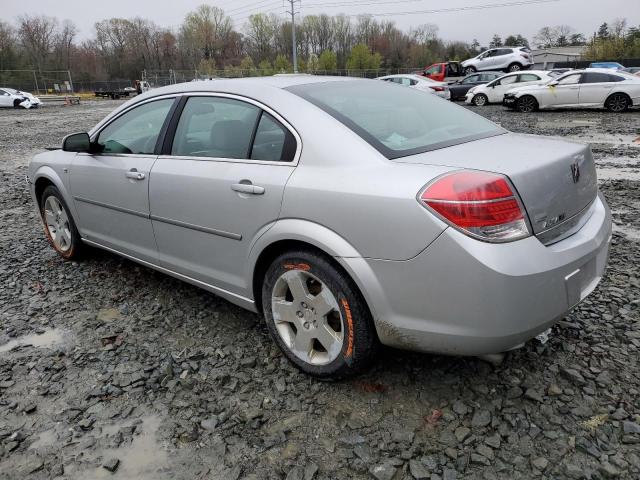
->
[473,94,487,106]
[44,196,72,252]
[518,96,536,113]
[271,269,344,366]
[509,64,521,72]
[608,94,628,112]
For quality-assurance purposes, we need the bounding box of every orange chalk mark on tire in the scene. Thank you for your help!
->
[284,263,311,271]
[341,299,354,358]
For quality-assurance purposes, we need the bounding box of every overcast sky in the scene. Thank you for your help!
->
[3,0,640,45]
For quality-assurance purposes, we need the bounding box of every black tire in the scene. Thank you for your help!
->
[464,66,476,75]
[262,250,379,379]
[39,185,84,260]
[13,99,22,109]
[606,93,630,113]
[508,63,522,72]
[472,93,488,107]
[516,95,538,113]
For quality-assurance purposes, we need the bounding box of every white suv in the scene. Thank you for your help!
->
[461,47,534,75]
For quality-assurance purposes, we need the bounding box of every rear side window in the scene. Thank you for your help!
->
[496,49,513,56]
[250,113,296,162]
[97,99,174,154]
[171,97,260,159]
[608,74,625,82]
[582,72,612,83]
[287,80,503,159]
[496,75,518,85]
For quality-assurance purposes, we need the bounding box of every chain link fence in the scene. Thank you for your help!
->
[0,70,74,94]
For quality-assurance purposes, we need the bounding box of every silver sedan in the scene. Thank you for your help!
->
[28,76,612,378]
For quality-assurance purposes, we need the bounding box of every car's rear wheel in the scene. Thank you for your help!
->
[508,63,522,72]
[472,93,488,106]
[606,93,630,113]
[516,95,538,113]
[464,66,476,75]
[40,185,84,260]
[262,250,378,379]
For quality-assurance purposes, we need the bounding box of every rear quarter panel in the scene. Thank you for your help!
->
[277,108,452,260]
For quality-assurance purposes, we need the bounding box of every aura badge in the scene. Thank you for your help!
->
[570,161,581,184]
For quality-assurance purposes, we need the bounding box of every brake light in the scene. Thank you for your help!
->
[430,86,445,92]
[418,171,530,242]
[521,53,530,59]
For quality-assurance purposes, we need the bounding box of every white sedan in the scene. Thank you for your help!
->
[465,71,553,106]
[503,69,640,112]
[0,87,42,109]
[377,74,451,99]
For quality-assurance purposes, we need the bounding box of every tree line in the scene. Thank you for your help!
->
[0,6,639,82]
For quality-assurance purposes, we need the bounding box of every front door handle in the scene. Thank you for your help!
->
[125,169,146,181]
[231,183,265,195]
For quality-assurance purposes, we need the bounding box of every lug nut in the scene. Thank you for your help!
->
[296,311,303,318]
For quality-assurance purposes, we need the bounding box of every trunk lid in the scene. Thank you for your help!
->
[394,133,598,244]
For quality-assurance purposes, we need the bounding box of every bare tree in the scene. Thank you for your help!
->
[17,15,58,73]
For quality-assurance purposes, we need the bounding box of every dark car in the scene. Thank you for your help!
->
[448,72,503,101]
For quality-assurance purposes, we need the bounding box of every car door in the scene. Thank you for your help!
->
[546,72,582,106]
[452,74,479,98]
[0,89,13,107]
[487,74,518,102]
[69,96,176,263]
[149,94,299,296]
[578,72,615,106]
[477,50,497,70]
[492,49,511,70]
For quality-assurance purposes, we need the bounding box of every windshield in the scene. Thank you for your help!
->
[287,80,503,159]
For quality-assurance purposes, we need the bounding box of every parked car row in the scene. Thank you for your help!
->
[0,87,42,109]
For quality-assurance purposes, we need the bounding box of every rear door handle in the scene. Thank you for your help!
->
[231,183,265,195]
[125,169,146,181]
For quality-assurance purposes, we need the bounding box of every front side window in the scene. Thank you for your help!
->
[518,74,540,82]
[171,97,260,159]
[462,75,479,84]
[287,80,503,159]
[495,75,517,86]
[557,74,582,85]
[97,99,174,154]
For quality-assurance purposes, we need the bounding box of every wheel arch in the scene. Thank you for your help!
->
[247,220,382,323]
[606,90,632,107]
[32,167,80,226]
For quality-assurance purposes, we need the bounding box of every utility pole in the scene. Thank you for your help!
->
[286,0,300,73]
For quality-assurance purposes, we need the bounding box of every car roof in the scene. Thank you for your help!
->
[149,75,356,96]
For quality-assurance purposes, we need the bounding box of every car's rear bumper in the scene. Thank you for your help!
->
[345,192,611,356]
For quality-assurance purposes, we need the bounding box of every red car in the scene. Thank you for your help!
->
[419,62,462,82]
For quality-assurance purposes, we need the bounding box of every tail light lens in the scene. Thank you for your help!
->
[521,53,530,59]
[418,170,531,242]
[430,86,445,92]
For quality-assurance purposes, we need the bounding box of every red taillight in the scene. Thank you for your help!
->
[430,86,445,92]
[419,171,530,242]
[521,53,530,59]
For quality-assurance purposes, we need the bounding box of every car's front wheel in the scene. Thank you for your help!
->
[262,250,378,379]
[606,93,630,113]
[40,185,84,260]
[464,66,476,75]
[516,95,538,113]
[472,93,488,106]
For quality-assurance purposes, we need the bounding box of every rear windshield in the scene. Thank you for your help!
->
[287,80,503,159]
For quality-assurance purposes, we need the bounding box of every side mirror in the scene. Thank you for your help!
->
[62,132,91,153]
[548,81,559,87]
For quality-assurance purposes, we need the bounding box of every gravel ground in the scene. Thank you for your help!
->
[0,100,639,480]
